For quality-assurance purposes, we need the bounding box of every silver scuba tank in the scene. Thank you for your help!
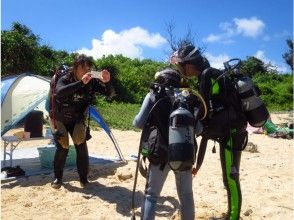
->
[168,101,195,171]
[236,76,269,127]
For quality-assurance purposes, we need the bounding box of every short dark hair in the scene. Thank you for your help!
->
[154,68,181,88]
[73,54,94,71]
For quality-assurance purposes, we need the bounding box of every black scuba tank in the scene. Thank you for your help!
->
[168,101,196,171]
[236,76,269,127]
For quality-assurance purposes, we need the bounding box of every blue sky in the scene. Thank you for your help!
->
[2,0,293,72]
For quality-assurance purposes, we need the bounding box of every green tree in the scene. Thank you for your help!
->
[253,74,293,111]
[1,22,39,76]
[95,55,165,103]
[240,56,267,76]
[282,38,293,71]
[34,46,70,76]
[1,22,72,77]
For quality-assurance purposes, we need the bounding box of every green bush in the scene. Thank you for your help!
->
[90,98,141,130]
[253,74,293,111]
[95,55,166,103]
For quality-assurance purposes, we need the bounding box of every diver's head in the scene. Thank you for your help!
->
[73,54,94,80]
[154,68,181,88]
[171,44,210,78]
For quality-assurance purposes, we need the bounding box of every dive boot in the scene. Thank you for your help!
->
[80,178,89,188]
[51,178,62,189]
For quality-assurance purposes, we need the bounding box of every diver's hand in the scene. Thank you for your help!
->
[192,167,198,177]
[81,72,93,85]
[100,69,110,83]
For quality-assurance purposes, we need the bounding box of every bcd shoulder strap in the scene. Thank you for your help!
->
[49,66,70,129]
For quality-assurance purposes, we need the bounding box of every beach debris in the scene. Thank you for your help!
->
[244,142,259,153]
[117,172,133,181]
[244,209,253,216]
[24,202,33,207]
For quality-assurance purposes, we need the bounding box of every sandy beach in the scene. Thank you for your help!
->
[1,112,293,220]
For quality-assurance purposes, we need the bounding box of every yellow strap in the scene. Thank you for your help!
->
[179,88,207,120]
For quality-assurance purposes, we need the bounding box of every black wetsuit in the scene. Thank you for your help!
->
[52,72,108,183]
[197,68,248,220]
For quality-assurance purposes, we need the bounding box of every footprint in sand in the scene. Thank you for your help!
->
[269,196,278,201]
[79,208,91,215]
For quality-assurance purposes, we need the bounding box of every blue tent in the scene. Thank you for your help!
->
[1,73,50,136]
[1,73,125,161]
[89,106,125,161]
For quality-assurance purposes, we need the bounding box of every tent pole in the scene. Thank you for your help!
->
[110,132,126,162]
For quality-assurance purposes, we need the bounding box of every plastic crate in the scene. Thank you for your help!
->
[37,145,76,169]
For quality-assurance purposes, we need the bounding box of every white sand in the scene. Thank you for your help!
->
[1,112,293,220]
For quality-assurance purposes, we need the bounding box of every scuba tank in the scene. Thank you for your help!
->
[168,89,196,171]
[235,76,269,127]
[223,59,269,128]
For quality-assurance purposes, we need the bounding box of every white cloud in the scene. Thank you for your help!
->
[254,50,270,63]
[200,50,290,73]
[219,22,235,36]
[254,50,289,73]
[204,34,223,43]
[234,17,265,37]
[205,52,231,69]
[275,65,290,73]
[76,26,167,59]
[203,17,265,43]
[262,31,290,42]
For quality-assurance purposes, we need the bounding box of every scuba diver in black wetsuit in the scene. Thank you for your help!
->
[49,55,111,189]
[171,44,249,220]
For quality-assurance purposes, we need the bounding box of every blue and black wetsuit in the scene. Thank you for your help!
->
[134,89,196,220]
[51,72,108,183]
[197,67,248,220]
